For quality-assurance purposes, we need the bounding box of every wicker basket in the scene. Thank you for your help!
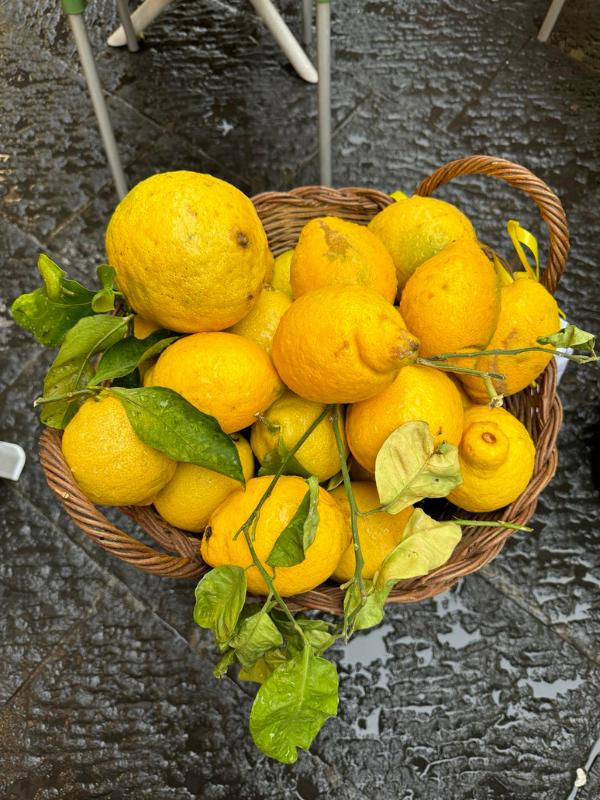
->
[39,155,567,614]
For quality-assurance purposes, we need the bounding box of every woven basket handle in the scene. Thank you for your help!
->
[415,155,569,293]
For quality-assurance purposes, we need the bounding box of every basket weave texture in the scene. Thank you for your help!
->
[39,156,567,614]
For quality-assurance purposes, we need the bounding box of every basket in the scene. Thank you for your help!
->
[39,155,567,614]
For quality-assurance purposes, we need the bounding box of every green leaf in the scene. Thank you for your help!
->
[229,607,283,668]
[91,265,117,313]
[109,387,244,481]
[266,477,320,567]
[343,580,386,635]
[213,649,236,679]
[91,330,178,385]
[111,368,141,389]
[373,508,461,591]
[538,324,597,357]
[249,646,339,764]
[326,470,344,491]
[40,315,129,428]
[272,613,337,656]
[193,566,247,645]
[238,648,288,684]
[10,253,97,346]
[375,421,462,513]
[258,436,311,479]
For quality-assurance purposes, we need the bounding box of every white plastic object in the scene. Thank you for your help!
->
[555,316,572,385]
[107,0,172,46]
[0,443,26,481]
[538,0,568,42]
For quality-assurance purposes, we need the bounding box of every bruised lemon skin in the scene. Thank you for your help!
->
[346,364,464,473]
[152,332,283,434]
[368,195,477,290]
[228,285,292,353]
[332,482,414,582]
[448,405,536,513]
[459,276,561,402]
[272,285,419,404]
[250,391,345,482]
[291,216,397,302]
[62,394,176,506]
[399,239,500,358]
[154,436,255,531]
[105,171,270,333]
[202,476,350,596]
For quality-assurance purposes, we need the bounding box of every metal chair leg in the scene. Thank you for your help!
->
[301,0,312,46]
[538,0,568,42]
[62,1,128,199]
[316,0,331,186]
[108,0,173,47]
[116,0,140,52]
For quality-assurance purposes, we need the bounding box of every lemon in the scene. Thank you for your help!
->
[152,332,282,434]
[62,394,176,506]
[290,216,397,302]
[459,275,561,402]
[228,286,292,353]
[264,249,275,284]
[133,315,160,339]
[331,482,414,582]
[399,240,500,358]
[105,171,270,333]
[448,405,536,512]
[202,476,349,596]
[368,195,477,290]
[154,436,255,531]
[272,286,419,403]
[250,391,345,481]
[346,364,464,473]
[142,363,156,386]
[271,250,294,297]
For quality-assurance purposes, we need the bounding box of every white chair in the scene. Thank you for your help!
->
[538,0,568,42]
[60,0,332,199]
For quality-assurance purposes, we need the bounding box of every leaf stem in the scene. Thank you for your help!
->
[416,357,505,381]
[426,346,596,363]
[453,518,533,533]
[33,387,98,407]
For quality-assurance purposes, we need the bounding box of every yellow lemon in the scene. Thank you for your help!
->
[154,436,255,531]
[250,391,345,482]
[346,364,464,473]
[264,249,275,284]
[228,286,292,353]
[105,171,270,333]
[459,276,561,402]
[202,476,349,596]
[133,315,160,339]
[399,240,500,358]
[142,363,157,386]
[62,394,176,506]
[448,405,536,512]
[272,286,419,403]
[152,332,282,433]
[290,216,397,302]
[331,482,414,582]
[271,249,294,297]
[368,195,477,290]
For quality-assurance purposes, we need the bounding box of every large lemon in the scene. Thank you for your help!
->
[272,285,419,403]
[332,482,414,582]
[154,436,255,531]
[368,195,477,290]
[448,405,536,512]
[202,476,350,596]
[105,171,270,333]
[152,332,282,433]
[291,216,397,302]
[62,394,176,506]
[346,364,464,473]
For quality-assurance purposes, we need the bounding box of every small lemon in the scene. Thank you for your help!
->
[105,171,270,333]
[154,436,255,531]
[271,250,294,297]
[152,332,282,433]
[346,364,464,473]
[332,482,414,582]
[272,286,419,403]
[459,276,560,402]
[62,394,176,506]
[290,217,397,302]
[142,363,156,386]
[368,195,477,290]
[202,476,350,596]
[228,286,292,353]
[399,240,500,358]
[448,405,536,512]
[250,391,345,482]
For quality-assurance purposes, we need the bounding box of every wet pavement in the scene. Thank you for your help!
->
[1,0,599,797]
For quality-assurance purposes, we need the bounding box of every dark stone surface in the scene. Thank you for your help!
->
[1,0,599,796]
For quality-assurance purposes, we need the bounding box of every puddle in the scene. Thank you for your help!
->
[353,706,382,738]
[339,622,393,669]
[437,620,482,649]
[518,675,584,700]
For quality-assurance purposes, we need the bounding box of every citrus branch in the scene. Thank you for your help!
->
[426,346,597,364]
[33,387,99,406]
[453,518,533,533]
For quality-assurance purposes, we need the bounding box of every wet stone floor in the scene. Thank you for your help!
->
[1,0,600,797]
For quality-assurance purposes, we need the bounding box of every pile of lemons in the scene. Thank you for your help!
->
[62,171,560,597]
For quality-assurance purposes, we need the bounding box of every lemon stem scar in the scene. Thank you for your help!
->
[482,432,496,444]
